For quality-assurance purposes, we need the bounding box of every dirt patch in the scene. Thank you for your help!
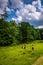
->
[32,56,43,65]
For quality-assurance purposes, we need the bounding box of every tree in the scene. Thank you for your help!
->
[1,13,8,19]
[10,20,19,44]
[0,19,41,46]
[39,29,43,40]
[18,22,34,43]
[0,19,13,46]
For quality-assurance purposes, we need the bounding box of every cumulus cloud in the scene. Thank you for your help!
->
[6,7,14,14]
[0,0,43,28]
[12,4,41,22]
[38,0,41,9]
[6,7,11,13]
[32,0,41,9]
[0,0,8,14]
[11,0,43,28]
[37,25,43,29]
[12,16,22,23]
[0,0,24,14]
[10,0,24,9]
[32,0,43,21]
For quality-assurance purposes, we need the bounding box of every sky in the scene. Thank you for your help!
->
[0,0,43,28]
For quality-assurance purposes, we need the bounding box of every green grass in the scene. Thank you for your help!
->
[0,40,43,65]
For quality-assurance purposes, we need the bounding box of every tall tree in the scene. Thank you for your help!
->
[1,13,8,19]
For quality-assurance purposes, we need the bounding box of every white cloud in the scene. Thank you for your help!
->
[6,7,11,13]
[32,0,41,9]
[32,12,41,20]
[17,16,22,22]
[6,7,14,14]
[32,1,37,6]
[14,4,41,22]
[37,25,43,29]
[11,0,43,28]
[0,0,8,14]
[12,16,22,22]
[0,0,24,14]
[10,0,24,9]
[12,18,16,21]
[38,0,41,9]
[0,0,43,28]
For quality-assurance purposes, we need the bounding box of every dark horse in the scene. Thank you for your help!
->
[21,45,26,49]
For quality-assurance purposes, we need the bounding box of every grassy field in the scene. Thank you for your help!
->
[0,40,43,65]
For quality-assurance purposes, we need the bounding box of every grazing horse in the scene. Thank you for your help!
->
[21,45,26,49]
[32,45,34,51]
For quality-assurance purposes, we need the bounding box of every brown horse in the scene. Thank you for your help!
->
[21,45,26,49]
[32,45,34,51]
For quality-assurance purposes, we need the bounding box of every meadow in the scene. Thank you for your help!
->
[0,40,43,65]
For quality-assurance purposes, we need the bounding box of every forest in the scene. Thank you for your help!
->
[0,17,43,46]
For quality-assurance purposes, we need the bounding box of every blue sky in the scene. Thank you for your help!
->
[0,0,43,28]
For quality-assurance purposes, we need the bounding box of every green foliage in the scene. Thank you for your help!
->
[1,13,8,19]
[17,22,40,43]
[39,29,43,40]
[0,19,42,46]
[0,19,17,46]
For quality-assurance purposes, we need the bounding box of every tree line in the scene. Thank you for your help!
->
[0,18,43,46]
